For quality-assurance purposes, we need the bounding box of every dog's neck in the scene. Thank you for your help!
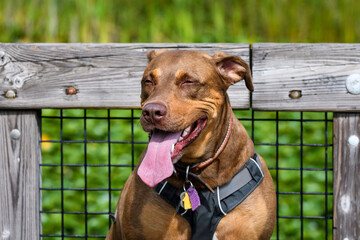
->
[204,112,255,187]
[191,111,233,172]
[170,102,254,189]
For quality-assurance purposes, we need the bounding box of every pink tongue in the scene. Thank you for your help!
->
[137,130,182,187]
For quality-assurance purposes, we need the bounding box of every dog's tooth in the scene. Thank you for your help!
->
[171,144,175,153]
[178,136,184,142]
[182,126,191,137]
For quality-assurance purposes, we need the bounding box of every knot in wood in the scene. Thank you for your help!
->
[0,51,11,67]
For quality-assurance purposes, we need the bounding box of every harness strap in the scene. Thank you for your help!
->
[219,153,262,200]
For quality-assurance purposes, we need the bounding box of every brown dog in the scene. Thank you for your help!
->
[106,50,276,240]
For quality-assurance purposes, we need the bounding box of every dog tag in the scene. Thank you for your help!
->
[179,192,186,208]
[181,192,192,210]
[187,187,201,211]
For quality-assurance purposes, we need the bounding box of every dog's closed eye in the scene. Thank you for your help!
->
[181,79,199,87]
[143,78,154,86]
[175,70,200,87]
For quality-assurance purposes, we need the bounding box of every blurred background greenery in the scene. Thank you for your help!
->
[1,0,355,239]
[1,0,359,43]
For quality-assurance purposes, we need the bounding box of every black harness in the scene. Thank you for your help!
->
[155,153,264,240]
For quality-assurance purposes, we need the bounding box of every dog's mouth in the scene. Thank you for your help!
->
[137,116,207,187]
[148,116,208,161]
[170,116,208,160]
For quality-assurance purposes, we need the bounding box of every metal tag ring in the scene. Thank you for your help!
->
[183,181,194,192]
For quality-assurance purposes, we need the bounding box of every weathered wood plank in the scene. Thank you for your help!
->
[0,111,41,240]
[333,113,360,238]
[0,43,250,109]
[252,43,360,112]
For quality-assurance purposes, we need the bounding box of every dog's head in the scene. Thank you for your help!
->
[137,49,253,187]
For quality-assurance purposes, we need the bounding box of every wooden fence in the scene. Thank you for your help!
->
[0,43,359,239]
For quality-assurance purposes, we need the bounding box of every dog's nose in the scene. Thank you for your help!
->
[142,103,167,123]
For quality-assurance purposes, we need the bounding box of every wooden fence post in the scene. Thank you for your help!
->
[333,113,360,239]
[0,111,41,240]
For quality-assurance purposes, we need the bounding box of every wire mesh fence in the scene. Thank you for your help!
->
[40,109,333,240]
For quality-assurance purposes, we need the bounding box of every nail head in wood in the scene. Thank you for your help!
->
[346,74,360,95]
[348,135,359,146]
[10,129,21,140]
[289,90,302,99]
[66,86,77,95]
[5,89,16,99]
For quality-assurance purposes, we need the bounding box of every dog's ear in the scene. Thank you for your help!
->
[213,52,254,92]
[147,49,169,62]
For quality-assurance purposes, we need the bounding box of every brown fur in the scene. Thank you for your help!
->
[106,50,276,240]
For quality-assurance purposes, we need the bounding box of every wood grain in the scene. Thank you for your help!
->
[333,113,360,239]
[0,43,250,109]
[252,43,360,112]
[0,111,40,240]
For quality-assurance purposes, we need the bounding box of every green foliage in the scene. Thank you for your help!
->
[1,0,359,43]
[42,109,148,237]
